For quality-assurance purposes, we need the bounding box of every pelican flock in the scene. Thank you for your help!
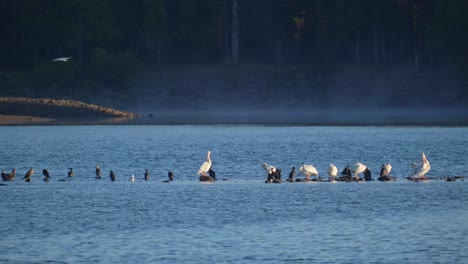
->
[0,152,454,184]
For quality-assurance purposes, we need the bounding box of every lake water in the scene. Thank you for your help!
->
[1,126,467,263]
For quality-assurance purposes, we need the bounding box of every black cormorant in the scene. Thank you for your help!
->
[110,171,116,181]
[42,169,51,182]
[95,166,101,179]
[144,169,150,181]
[23,168,34,182]
[208,166,216,181]
[68,168,74,177]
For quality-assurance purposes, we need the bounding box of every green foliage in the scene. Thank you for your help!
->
[88,48,142,88]
[0,0,468,102]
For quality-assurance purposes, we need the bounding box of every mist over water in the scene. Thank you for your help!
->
[127,67,468,125]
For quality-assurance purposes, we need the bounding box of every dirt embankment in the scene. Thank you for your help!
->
[0,97,140,124]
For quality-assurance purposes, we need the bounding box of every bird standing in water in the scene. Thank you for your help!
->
[6,169,16,181]
[1,170,7,181]
[411,152,431,179]
[95,166,101,179]
[168,171,174,181]
[197,151,212,177]
[68,168,74,177]
[299,163,319,180]
[144,169,150,181]
[24,168,34,182]
[43,169,51,182]
[208,166,216,181]
[110,171,116,181]
[328,164,338,181]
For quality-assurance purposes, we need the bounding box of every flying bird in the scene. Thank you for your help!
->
[51,57,71,62]
[197,151,212,177]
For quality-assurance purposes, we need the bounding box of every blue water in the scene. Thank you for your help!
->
[1,126,467,263]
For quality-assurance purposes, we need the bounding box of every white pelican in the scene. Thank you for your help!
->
[384,163,392,175]
[299,163,319,180]
[129,175,135,182]
[51,57,71,62]
[411,152,431,179]
[328,164,338,180]
[262,163,276,174]
[197,151,212,176]
[350,162,367,180]
[380,163,392,177]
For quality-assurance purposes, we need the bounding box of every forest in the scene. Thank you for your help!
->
[1,0,467,119]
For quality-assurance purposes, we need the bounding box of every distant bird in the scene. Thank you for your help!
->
[68,168,74,177]
[168,171,174,181]
[384,163,392,175]
[299,163,319,179]
[288,166,296,182]
[6,168,16,181]
[144,169,150,181]
[23,167,34,182]
[208,166,216,180]
[350,162,367,180]
[110,171,116,181]
[328,164,338,180]
[411,152,431,179]
[262,163,276,174]
[130,175,135,182]
[1,170,7,181]
[95,166,101,179]
[51,57,71,62]
[380,163,392,177]
[197,151,212,177]
[42,169,51,182]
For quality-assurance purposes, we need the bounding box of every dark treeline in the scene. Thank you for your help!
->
[1,0,468,115]
[2,0,468,68]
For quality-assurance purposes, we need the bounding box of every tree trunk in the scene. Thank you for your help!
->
[157,40,161,66]
[373,29,378,64]
[381,32,386,65]
[231,0,239,64]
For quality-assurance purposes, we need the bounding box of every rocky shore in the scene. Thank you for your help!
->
[0,97,140,125]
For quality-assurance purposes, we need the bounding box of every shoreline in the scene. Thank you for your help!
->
[1,114,467,126]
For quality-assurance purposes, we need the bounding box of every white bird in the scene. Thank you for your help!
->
[197,151,212,176]
[51,57,71,62]
[350,162,367,180]
[262,163,276,174]
[411,152,431,178]
[328,164,338,180]
[382,163,392,176]
[129,175,135,182]
[299,163,319,179]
